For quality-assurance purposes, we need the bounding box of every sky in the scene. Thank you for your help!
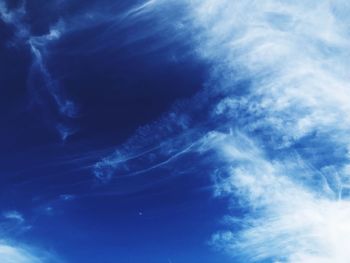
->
[1,0,350,262]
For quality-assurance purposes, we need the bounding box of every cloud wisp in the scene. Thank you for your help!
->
[0,0,78,141]
[3,211,24,225]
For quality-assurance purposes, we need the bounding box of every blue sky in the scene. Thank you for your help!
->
[1,0,350,262]
[0,0,230,262]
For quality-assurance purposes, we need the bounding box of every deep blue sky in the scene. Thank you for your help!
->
[0,0,233,262]
[3,0,349,262]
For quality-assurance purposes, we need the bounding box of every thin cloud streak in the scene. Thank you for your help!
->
[0,0,78,140]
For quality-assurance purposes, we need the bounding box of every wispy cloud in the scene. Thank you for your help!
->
[92,0,350,261]
[3,211,24,224]
[207,131,350,262]
[186,0,350,261]
[0,241,60,263]
[0,243,41,263]
[0,212,59,262]
[0,0,28,39]
[0,0,78,141]
[28,22,78,114]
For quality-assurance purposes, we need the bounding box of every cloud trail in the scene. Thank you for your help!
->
[0,0,78,140]
[28,22,78,118]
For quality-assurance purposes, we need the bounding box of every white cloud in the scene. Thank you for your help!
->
[190,0,350,147]
[184,1,350,261]
[3,211,24,224]
[92,0,350,261]
[0,211,59,262]
[0,243,41,263]
[0,240,60,263]
[208,131,350,262]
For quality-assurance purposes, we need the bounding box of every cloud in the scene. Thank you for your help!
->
[91,0,350,261]
[0,212,59,262]
[0,0,78,140]
[0,243,41,263]
[59,194,75,201]
[27,20,80,121]
[0,240,61,263]
[92,109,197,182]
[0,0,28,39]
[191,0,350,147]
[207,131,350,262]
[181,0,350,261]
[3,211,24,224]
